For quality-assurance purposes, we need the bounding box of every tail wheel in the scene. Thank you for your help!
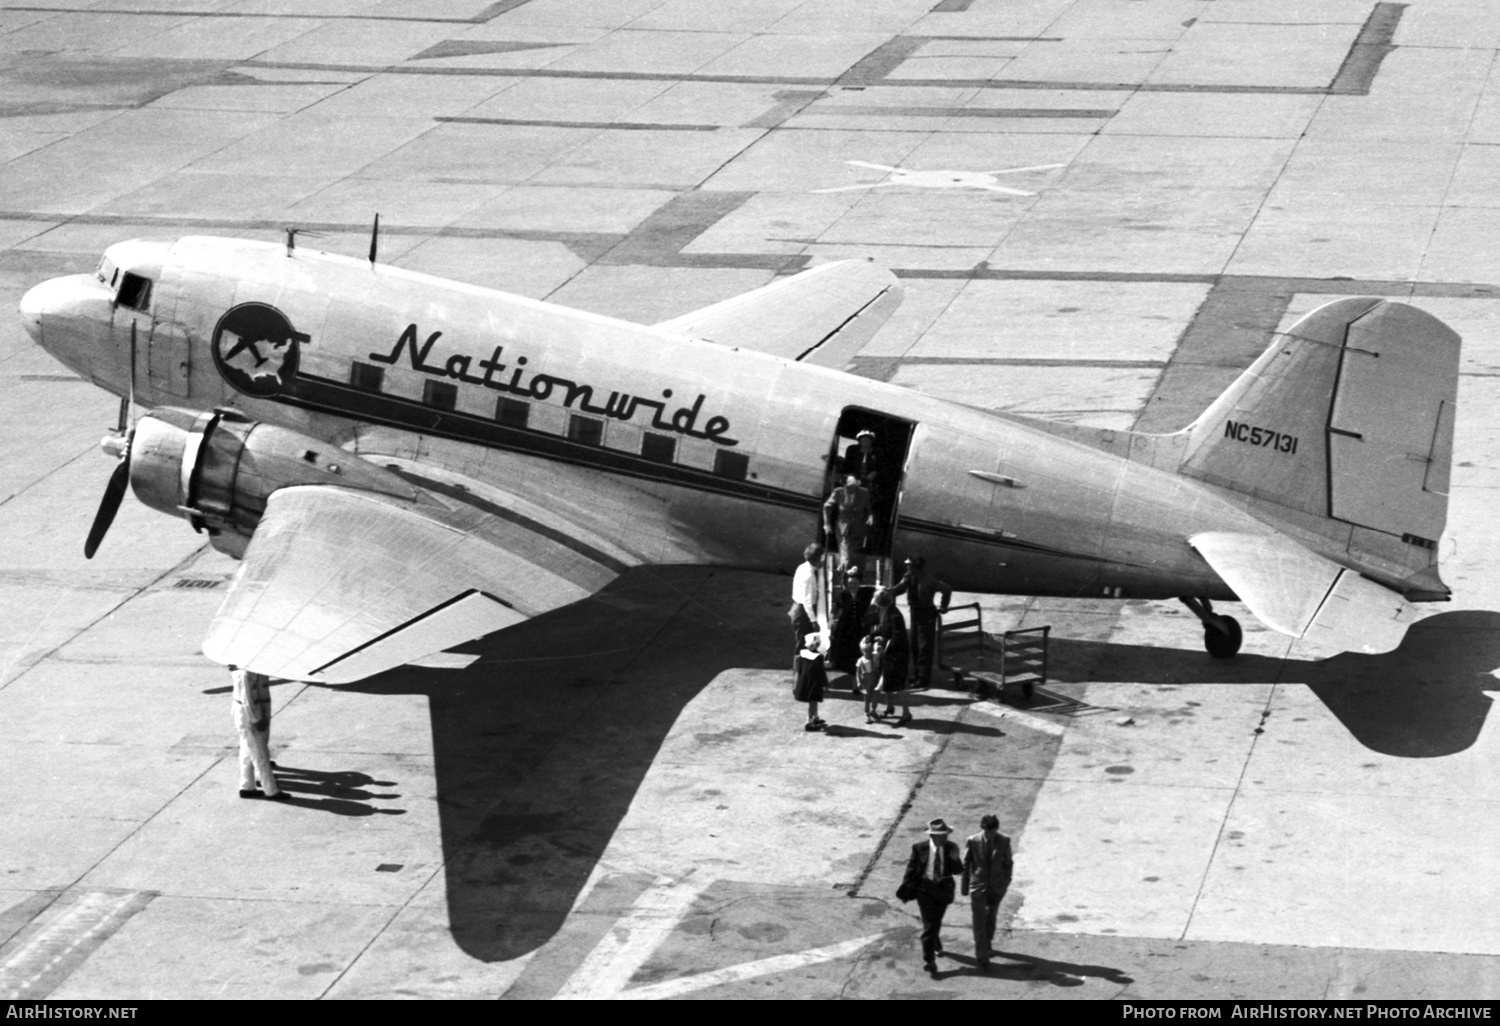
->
[1204,615,1242,659]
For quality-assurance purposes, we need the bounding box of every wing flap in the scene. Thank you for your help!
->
[310,589,523,681]
[1190,531,1419,653]
[203,485,622,683]
[654,259,902,363]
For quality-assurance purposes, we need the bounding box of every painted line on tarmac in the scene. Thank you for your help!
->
[0,890,155,999]
[967,701,1066,736]
[617,933,887,1000]
[553,875,706,1000]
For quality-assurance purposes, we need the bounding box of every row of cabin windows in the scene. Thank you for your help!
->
[348,360,750,481]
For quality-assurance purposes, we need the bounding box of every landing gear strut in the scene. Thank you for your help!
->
[1179,596,1242,659]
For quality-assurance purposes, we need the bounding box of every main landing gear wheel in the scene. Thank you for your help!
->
[1178,596,1243,659]
[1203,615,1242,659]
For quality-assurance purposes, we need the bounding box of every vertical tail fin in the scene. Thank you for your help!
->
[1179,297,1459,600]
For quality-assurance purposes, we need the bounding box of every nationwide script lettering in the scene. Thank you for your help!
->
[370,324,739,446]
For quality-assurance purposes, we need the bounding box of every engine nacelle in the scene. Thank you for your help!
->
[127,407,422,558]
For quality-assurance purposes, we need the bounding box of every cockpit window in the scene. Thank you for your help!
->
[116,272,151,312]
[95,257,115,286]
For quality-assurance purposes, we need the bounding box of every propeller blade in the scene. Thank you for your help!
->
[115,396,128,433]
[128,319,137,416]
[84,458,129,559]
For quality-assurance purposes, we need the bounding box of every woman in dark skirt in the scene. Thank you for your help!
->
[793,632,829,731]
[864,590,911,725]
[829,566,870,677]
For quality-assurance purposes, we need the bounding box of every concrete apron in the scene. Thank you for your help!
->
[501,661,1016,1000]
[504,590,1500,998]
[982,610,1500,964]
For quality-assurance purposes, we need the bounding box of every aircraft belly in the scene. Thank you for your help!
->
[893,525,1225,600]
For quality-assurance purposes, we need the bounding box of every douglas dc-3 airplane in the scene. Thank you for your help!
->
[18,233,1459,682]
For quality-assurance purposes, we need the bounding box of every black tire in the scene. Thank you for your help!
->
[1204,615,1243,659]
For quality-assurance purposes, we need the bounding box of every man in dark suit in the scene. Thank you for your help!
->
[841,430,879,491]
[961,813,1014,968]
[900,817,963,975]
[890,555,951,688]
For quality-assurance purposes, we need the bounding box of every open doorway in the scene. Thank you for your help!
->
[823,406,916,587]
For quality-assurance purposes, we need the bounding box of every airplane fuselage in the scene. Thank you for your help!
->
[28,236,1260,602]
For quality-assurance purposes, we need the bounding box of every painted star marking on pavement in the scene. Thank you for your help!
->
[814,160,1066,195]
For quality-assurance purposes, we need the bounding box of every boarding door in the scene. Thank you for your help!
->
[823,407,917,591]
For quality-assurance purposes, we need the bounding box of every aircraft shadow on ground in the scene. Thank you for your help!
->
[333,565,788,963]
[1041,610,1500,758]
[313,568,1497,963]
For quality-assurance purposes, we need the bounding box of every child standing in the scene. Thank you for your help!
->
[794,632,829,731]
[857,635,883,724]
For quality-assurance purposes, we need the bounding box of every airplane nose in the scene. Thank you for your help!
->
[19,280,46,343]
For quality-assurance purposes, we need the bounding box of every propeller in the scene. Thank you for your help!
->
[84,459,129,559]
[84,320,138,559]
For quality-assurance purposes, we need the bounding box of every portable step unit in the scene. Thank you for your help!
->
[938,602,1049,704]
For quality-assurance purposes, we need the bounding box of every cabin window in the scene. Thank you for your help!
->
[116,272,151,312]
[349,362,384,393]
[495,396,528,428]
[641,432,675,464]
[568,415,603,447]
[713,449,749,481]
[423,379,457,411]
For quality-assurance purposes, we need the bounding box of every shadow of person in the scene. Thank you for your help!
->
[334,565,787,963]
[822,724,903,740]
[958,948,1134,987]
[1043,610,1500,758]
[269,764,406,817]
[893,716,1004,738]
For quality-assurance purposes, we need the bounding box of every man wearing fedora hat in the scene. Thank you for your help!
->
[899,817,963,974]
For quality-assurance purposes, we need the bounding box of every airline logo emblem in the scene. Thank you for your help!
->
[212,302,309,397]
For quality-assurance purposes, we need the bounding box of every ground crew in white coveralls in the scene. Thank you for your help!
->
[231,665,286,800]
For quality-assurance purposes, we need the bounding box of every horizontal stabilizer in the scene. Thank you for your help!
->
[1303,570,1422,654]
[1191,531,1419,654]
[654,259,902,364]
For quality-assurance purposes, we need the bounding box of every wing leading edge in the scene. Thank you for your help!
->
[202,485,630,683]
[1190,531,1421,654]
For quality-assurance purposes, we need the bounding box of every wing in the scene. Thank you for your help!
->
[653,259,902,366]
[1190,531,1421,654]
[202,484,633,683]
